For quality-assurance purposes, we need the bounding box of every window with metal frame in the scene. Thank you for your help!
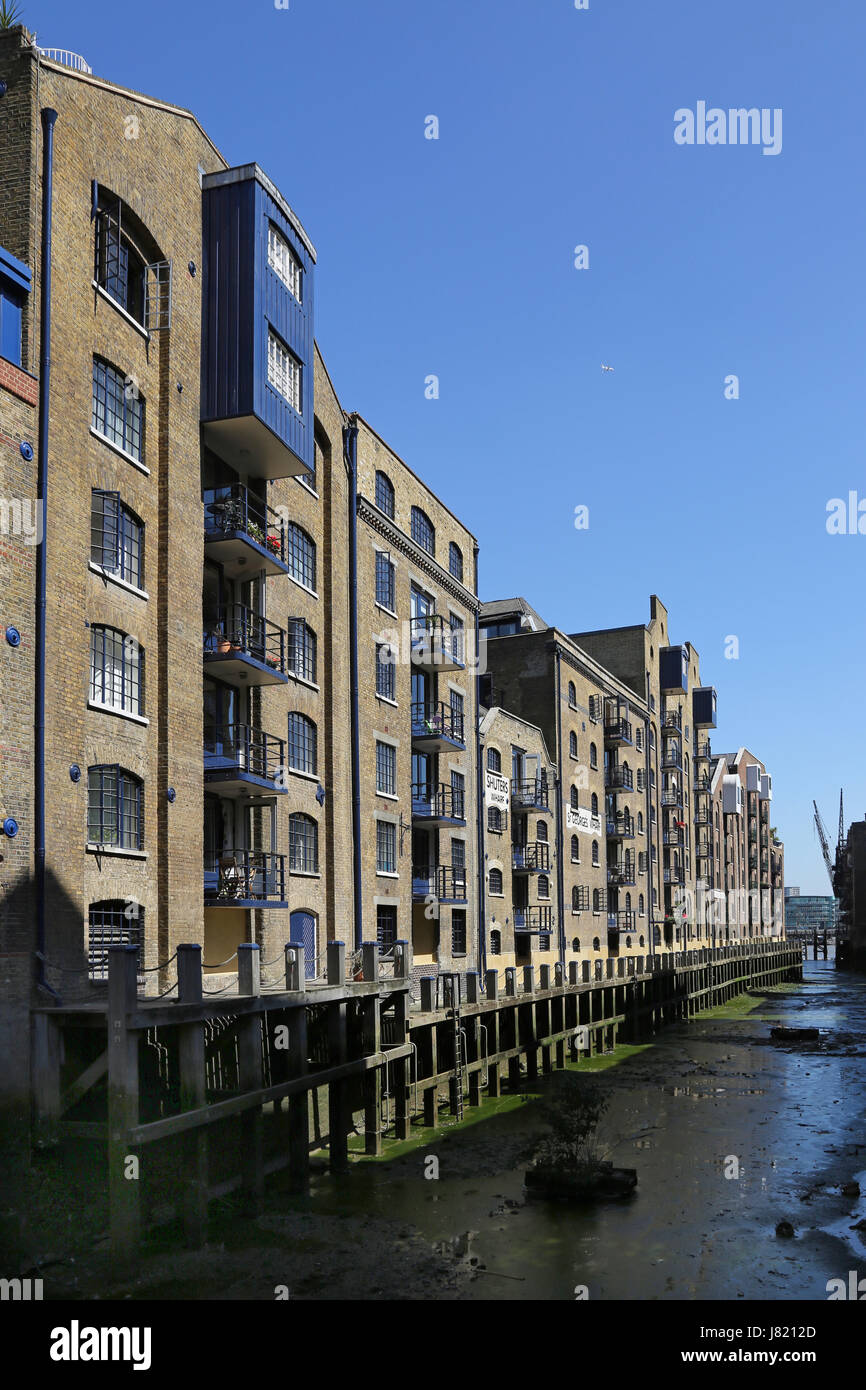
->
[451,770,465,818]
[90,626,144,717]
[92,357,144,461]
[376,820,397,874]
[593,890,601,912]
[376,741,396,796]
[88,900,143,982]
[410,506,435,556]
[569,730,578,758]
[267,223,302,302]
[568,682,577,709]
[538,874,550,899]
[590,743,598,769]
[570,786,579,810]
[267,328,302,413]
[90,491,144,588]
[375,550,395,610]
[488,806,503,833]
[451,909,467,955]
[376,643,396,700]
[287,619,317,683]
[376,904,397,956]
[449,613,464,664]
[94,201,146,323]
[487,747,501,773]
[87,765,143,849]
[375,471,395,519]
[289,813,318,873]
[592,840,599,865]
[489,867,503,895]
[489,928,501,955]
[286,522,316,590]
[571,834,580,861]
[449,688,464,735]
[449,542,463,581]
[591,793,598,814]
[287,712,317,775]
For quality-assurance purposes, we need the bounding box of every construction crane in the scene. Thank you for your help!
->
[813,800,835,892]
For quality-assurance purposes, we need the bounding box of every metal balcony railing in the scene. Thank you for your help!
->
[513,905,554,934]
[604,718,633,745]
[410,700,465,746]
[696,741,712,759]
[204,849,286,904]
[204,484,286,565]
[663,830,685,848]
[664,867,686,885]
[203,723,285,783]
[511,778,551,811]
[606,814,635,838]
[411,783,466,822]
[607,864,636,886]
[661,788,682,807]
[204,603,286,674]
[694,774,711,790]
[410,614,463,667]
[512,842,550,872]
[661,748,683,771]
[607,910,635,931]
[412,864,468,901]
[605,765,634,792]
[662,709,683,734]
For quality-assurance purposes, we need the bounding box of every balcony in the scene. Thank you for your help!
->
[410,615,464,672]
[604,718,633,746]
[512,842,550,873]
[663,829,685,848]
[204,849,287,907]
[694,773,711,791]
[204,604,287,685]
[664,866,686,885]
[695,740,712,760]
[607,864,636,887]
[661,747,683,771]
[606,813,635,840]
[694,806,710,825]
[204,485,288,579]
[513,905,554,934]
[411,782,466,826]
[511,778,552,814]
[607,910,635,932]
[661,788,683,808]
[204,723,286,796]
[662,708,683,736]
[412,864,468,903]
[605,765,634,793]
[411,700,465,752]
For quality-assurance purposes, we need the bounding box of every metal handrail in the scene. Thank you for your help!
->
[203,723,285,781]
[410,700,465,744]
[204,603,286,673]
[204,484,286,564]
[204,848,286,903]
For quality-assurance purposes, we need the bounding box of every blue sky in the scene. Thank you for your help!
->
[26,0,866,891]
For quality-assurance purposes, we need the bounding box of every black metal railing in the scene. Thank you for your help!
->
[412,864,468,901]
[664,867,685,885]
[607,864,636,886]
[409,614,463,666]
[204,604,286,674]
[663,829,685,847]
[661,787,682,807]
[410,700,465,746]
[662,709,682,734]
[661,748,683,770]
[203,723,285,783]
[696,741,712,759]
[605,765,634,792]
[204,849,286,903]
[203,484,286,565]
[512,842,550,872]
[606,814,635,838]
[604,718,633,745]
[411,783,466,822]
[607,910,635,931]
[513,905,554,933]
[511,778,551,811]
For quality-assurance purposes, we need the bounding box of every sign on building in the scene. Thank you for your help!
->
[485,770,510,809]
[566,806,602,835]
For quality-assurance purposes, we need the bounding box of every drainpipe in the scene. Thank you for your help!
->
[35,108,61,1002]
[553,647,566,969]
[342,417,363,951]
[473,544,486,978]
[644,710,655,961]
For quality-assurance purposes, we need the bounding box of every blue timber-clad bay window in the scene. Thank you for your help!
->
[90,626,144,717]
[90,491,144,588]
[201,165,316,482]
[0,244,31,368]
[92,357,144,462]
[87,766,144,849]
[88,901,143,982]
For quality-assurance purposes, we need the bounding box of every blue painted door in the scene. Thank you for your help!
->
[290,910,317,980]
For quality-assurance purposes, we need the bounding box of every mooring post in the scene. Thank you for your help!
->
[237,944,264,1215]
[465,974,482,1107]
[31,1012,61,1151]
[419,978,438,1126]
[504,967,517,997]
[361,943,382,1155]
[285,943,305,993]
[484,971,501,1097]
[177,944,207,1247]
[326,942,350,1171]
[107,944,140,1263]
[392,941,411,1139]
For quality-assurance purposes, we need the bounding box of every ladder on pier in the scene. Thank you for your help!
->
[452,1007,465,1121]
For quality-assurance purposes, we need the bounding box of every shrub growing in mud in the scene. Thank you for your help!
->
[532,1073,609,1175]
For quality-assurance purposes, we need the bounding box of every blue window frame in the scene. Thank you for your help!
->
[88,899,143,982]
[375,551,395,610]
[89,626,144,717]
[287,711,317,775]
[90,491,144,588]
[286,522,316,590]
[449,542,463,582]
[411,506,435,556]
[376,643,396,700]
[375,471,395,519]
[92,357,144,461]
[0,281,23,366]
[87,765,143,849]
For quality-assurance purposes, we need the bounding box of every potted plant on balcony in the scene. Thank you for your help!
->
[247,519,266,547]
[266,534,282,556]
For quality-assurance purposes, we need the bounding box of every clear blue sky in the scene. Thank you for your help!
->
[26,0,866,892]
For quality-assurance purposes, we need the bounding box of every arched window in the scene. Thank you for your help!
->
[290,910,318,979]
[88,899,143,981]
[449,542,463,582]
[91,491,144,589]
[289,813,318,873]
[92,357,145,462]
[625,891,632,911]
[590,742,598,769]
[93,188,152,325]
[90,626,144,717]
[639,894,645,916]
[375,470,395,519]
[592,890,601,913]
[411,506,435,556]
[625,936,632,949]
[489,867,503,895]
[571,834,579,861]
[637,811,644,834]
[287,712,317,775]
[592,935,600,951]
[572,937,581,952]
[488,806,503,833]
[639,935,645,948]
[569,730,578,758]
[287,619,316,684]
[592,840,599,866]
[538,875,550,899]
[286,523,316,590]
[487,747,501,773]
[536,821,548,842]
[87,766,143,849]
[591,793,598,815]
[489,928,502,955]
[570,786,579,810]
[568,681,577,708]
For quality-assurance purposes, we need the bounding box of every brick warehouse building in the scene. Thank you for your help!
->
[0,31,784,1133]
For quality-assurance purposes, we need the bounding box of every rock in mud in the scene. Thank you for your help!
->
[775,1221,795,1239]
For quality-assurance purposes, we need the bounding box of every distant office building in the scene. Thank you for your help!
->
[784,895,836,935]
